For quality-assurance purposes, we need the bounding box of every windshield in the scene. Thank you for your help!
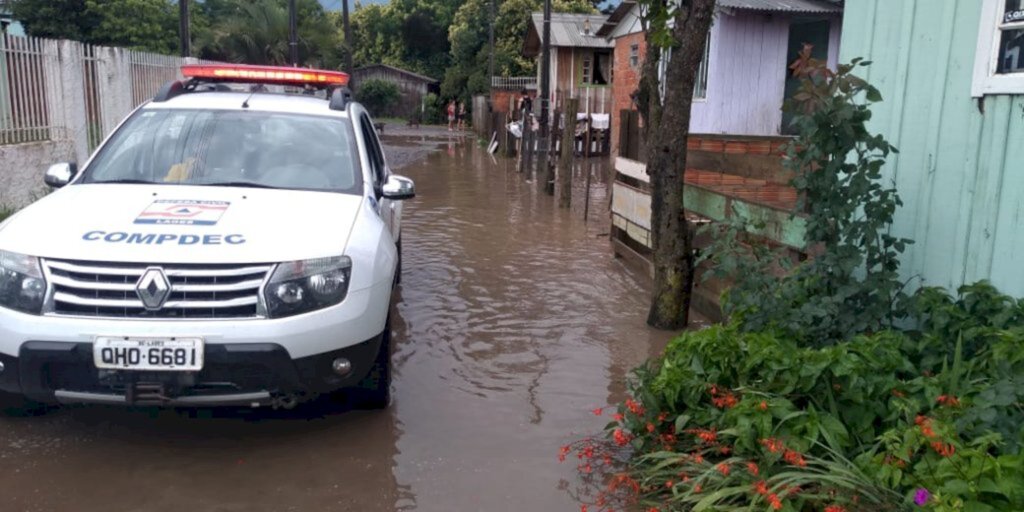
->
[80,108,362,193]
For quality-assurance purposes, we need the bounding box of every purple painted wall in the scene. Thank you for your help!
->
[690,10,842,136]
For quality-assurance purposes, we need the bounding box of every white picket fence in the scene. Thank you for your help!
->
[0,35,211,206]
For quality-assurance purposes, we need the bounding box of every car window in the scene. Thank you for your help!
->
[359,115,386,191]
[80,109,362,194]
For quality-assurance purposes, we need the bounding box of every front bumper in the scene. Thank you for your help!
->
[0,333,383,406]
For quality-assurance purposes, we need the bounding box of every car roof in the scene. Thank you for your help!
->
[142,90,351,119]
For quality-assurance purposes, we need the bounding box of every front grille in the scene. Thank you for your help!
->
[43,259,272,319]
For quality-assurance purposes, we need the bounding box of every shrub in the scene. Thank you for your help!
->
[354,78,401,118]
[700,50,910,347]
[564,283,1024,511]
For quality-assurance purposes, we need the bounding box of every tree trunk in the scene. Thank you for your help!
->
[643,0,716,329]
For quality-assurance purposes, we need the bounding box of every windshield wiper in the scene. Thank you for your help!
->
[195,181,279,189]
[91,179,161,185]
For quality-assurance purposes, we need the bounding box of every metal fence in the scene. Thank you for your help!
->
[0,34,209,152]
[491,76,538,90]
[0,35,58,145]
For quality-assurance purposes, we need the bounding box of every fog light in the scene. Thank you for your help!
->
[0,360,4,374]
[331,358,352,376]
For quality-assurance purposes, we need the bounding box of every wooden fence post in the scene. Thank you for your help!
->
[558,98,578,208]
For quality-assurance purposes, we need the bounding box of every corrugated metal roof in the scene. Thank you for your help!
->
[530,13,614,49]
[717,0,842,13]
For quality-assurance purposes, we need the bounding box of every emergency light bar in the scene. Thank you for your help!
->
[181,64,349,87]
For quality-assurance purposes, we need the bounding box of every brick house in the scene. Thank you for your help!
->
[596,1,643,154]
[523,12,614,115]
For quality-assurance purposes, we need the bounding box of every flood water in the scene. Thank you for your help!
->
[0,130,683,512]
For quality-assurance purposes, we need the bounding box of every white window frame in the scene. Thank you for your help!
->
[656,33,711,102]
[629,44,640,69]
[972,0,1024,97]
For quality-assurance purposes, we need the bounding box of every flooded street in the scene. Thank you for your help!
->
[0,129,681,512]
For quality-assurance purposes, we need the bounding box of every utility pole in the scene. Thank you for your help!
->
[288,0,299,66]
[178,0,190,58]
[536,0,552,187]
[342,0,353,75]
[487,0,496,87]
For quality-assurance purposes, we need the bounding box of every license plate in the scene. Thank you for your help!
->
[94,337,204,371]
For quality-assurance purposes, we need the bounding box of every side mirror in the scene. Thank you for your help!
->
[44,163,77,189]
[382,175,415,200]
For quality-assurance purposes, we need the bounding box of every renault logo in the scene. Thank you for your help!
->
[136,267,171,310]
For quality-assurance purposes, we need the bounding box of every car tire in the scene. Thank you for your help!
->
[351,319,392,410]
[0,391,47,417]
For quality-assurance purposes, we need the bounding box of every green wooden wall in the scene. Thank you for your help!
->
[840,0,1024,296]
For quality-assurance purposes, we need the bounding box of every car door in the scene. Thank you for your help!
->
[358,114,397,241]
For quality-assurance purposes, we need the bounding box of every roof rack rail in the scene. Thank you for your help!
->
[153,80,187,103]
[329,87,353,111]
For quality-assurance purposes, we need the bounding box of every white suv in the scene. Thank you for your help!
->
[0,65,413,411]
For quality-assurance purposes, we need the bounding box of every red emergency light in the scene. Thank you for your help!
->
[181,64,349,87]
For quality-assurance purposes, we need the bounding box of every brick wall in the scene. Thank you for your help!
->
[489,89,536,120]
[611,32,646,155]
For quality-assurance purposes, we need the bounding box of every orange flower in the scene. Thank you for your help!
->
[625,398,644,415]
[647,422,656,433]
[768,493,783,510]
[746,462,759,476]
[937,395,961,407]
[717,462,731,476]
[783,449,807,467]
[693,484,702,494]
[665,480,674,489]
[592,407,603,416]
[753,480,769,495]
[580,505,587,512]
[759,401,769,411]
[613,428,631,446]
[931,441,956,457]
[658,411,669,422]
[559,445,570,462]
[760,438,785,454]
[825,505,846,512]
[692,452,705,464]
[612,413,624,422]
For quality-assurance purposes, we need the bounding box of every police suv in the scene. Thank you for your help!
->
[0,65,413,411]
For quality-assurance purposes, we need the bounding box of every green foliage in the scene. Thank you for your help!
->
[14,0,177,54]
[421,93,446,125]
[442,0,594,101]
[196,0,341,68]
[355,79,401,117]
[702,52,911,347]
[565,282,1024,511]
[0,204,16,224]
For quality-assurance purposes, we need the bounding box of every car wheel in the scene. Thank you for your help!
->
[0,391,48,417]
[351,319,392,410]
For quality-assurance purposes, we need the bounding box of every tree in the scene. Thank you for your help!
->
[13,0,177,54]
[196,0,341,68]
[442,0,593,101]
[636,0,716,329]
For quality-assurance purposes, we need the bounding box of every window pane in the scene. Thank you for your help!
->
[998,28,1024,74]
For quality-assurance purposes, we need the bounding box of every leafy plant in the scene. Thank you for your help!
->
[701,51,911,347]
[355,78,402,118]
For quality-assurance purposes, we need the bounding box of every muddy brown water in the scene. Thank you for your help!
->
[0,132,685,512]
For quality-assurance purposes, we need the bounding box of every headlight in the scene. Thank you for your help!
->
[265,255,351,318]
[0,250,47,315]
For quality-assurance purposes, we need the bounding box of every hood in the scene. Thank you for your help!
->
[0,184,363,264]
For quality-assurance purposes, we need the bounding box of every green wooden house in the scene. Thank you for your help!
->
[840,0,1024,296]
